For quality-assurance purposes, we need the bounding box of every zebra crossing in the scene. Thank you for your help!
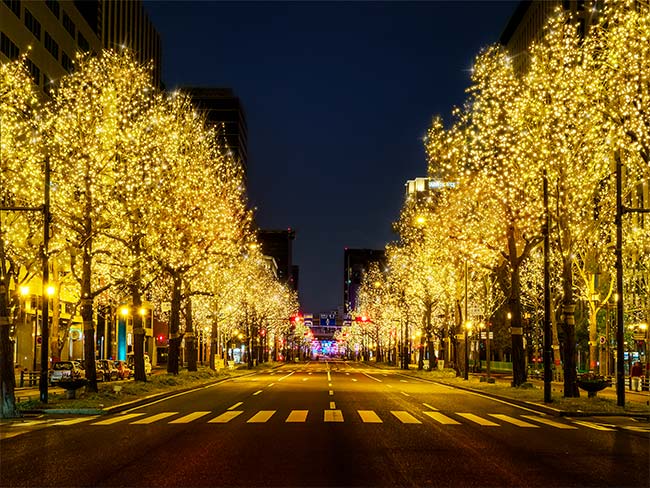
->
[38,409,622,430]
[2,409,647,440]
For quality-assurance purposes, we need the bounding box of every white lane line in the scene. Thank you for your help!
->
[324,410,343,422]
[423,403,438,411]
[362,372,382,382]
[329,390,334,396]
[521,415,577,430]
[351,378,358,382]
[330,401,336,409]
[391,411,421,424]
[423,411,460,425]
[286,410,308,422]
[386,384,393,388]
[278,371,295,381]
[170,411,211,424]
[572,420,616,431]
[209,411,243,423]
[267,383,275,387]
[227,402,243,410]
[132,412,178,424]
[253,390,263,396]
[247,410,276,423]
[328,383,332,387]
[302,378,309,382]
[400,380,408,383]
[457,413,499,426]
[8,421,46,427]
[327,371,331,382]
[489,414,539,428]
[92,413,145,425]
[401,391,410,397]
[51,417,98,426]
[358,410,382,423]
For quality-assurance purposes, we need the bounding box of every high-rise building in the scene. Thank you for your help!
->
[0,0,161,94]
[343,248,386,314]
[258,229,298,291]
[182,87,249,176]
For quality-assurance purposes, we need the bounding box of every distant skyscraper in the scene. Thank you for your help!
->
[343,248,386,314]
[182,87,249,176]
[0,0,161,93]
[258,229,298,291]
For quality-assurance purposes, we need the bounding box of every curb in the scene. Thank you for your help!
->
[369,363,650,419]
[17,363,288,416]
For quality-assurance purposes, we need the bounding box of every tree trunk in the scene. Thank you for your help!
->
[0,276,18,418]
[131,284,146,382]
[210,306,218,370]
[185,285,196,372]
[561,254,579,397]
[167,272,182,375]
[50,261,61,364]
[507,224,527,387]
[81,215,98,392]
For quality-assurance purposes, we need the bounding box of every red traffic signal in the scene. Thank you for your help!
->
[356,315,371,323]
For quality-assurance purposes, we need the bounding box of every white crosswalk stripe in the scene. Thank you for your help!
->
[456,413,499,426]
[391,411,421,424]
[208,411,243,423]
[324,410,344,422]
[286,410,308,422]
[247,410,276,423]
[131,412,178,424]
[521,415,577,429]
[358,410,382,423]
[489,414,539,428]
[423,411,460,425]
[170,411,211,424]
[92,413,145,425]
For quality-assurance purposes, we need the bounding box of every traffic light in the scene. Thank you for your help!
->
[355,315,370,323]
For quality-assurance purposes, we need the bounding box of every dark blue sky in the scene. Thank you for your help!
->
[144,0,518,314]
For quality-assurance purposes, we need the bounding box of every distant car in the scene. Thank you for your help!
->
[127,354,152,375]
[114,360,132,380]
[96,359,119,382]
[50,360,85,386]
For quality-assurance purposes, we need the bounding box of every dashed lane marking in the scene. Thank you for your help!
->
[330,401,336,409]
[422,403,438,411]
[253,390,263,396]
[227,402,243,410]
[401,392,410,397]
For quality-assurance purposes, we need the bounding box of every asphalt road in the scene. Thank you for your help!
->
[1,360,648,487]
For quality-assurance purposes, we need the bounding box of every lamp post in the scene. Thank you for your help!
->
[464,321,472,379]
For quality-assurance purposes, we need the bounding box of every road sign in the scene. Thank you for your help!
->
[480,332,494,339]
[304,320,313,327]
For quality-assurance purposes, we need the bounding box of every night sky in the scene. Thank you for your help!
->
[144,0,519,314]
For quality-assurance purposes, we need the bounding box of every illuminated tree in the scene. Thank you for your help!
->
[0,57,42,418]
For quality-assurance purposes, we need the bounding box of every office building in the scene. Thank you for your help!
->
[343,248,386,314]
[258,229,298,291]
[182,87,249,175]
[1,0,161,94]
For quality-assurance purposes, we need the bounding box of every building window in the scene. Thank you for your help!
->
[25,58,41,86]
[62,11,75,38]
[3,0,20,18]
[78,31,89,52]
[45,0,59,19]
[24,9,41,41]
[0,32,19,60]
[44,31,59,60]
[44,76,55,96]
[62,51,73,72]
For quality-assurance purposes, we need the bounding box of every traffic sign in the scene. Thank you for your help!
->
[304,320,313,327]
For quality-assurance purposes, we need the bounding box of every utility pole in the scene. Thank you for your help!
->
[39,157,51,403]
